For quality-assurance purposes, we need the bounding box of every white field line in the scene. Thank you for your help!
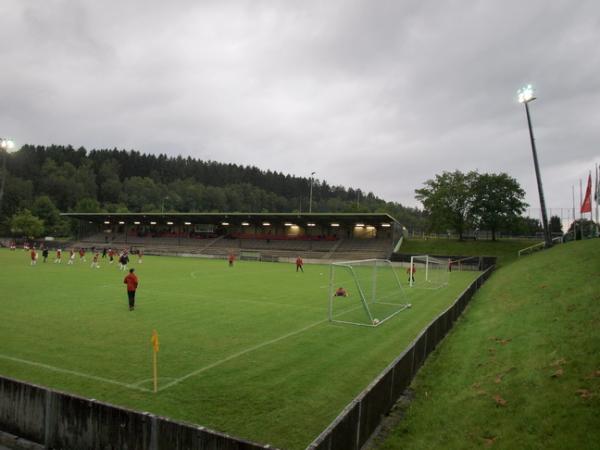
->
[147,287,323,312]
[154,299,373,392]
[156,317,329,391]
[0,353,150,392]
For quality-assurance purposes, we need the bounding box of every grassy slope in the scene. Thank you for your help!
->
[377,239,600,450]
[0,250,478,450]
[400,238,539,267]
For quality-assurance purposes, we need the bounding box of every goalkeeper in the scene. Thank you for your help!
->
[406,263,416,284]
[334,287,348,297]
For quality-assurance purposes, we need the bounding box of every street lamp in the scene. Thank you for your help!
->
[309,171,316,213]
[0,138,16,215]
[517,85,552,248]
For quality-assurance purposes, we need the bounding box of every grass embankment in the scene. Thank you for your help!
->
[376,239,600,450]
[400,238,539,267]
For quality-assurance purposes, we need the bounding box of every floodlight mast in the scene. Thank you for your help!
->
[0,138,16,215]
[517,85,552,248]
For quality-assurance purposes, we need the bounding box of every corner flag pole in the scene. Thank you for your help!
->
[151,329,159,393]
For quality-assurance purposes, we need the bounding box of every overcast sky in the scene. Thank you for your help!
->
[2,0,599,218]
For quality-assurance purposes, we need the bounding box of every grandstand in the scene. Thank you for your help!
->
[63,212,403,261]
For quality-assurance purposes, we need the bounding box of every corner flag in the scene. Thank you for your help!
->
[151,329,159,353]
[151,329,159,393]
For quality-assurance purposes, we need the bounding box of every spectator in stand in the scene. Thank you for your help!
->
[296,256,304,273]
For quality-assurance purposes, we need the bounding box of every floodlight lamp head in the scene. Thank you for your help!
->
[0,138,16,152]
[517,84,536,103]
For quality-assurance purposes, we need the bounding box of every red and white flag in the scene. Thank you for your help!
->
[581,172,592,213]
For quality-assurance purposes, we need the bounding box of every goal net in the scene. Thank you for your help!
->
[408,255,449,289]
[448,256,480,272]
[239,251,261,261]
[328,259,411,327]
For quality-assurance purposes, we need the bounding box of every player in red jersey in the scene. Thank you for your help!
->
[54,248,62,264]
[334,287,348,297]
[124,268,139,311]
[228,252,235,267]
[30,248,37,266]
[79,248,86,262]
[296,256,304,273]
[108,248,114,264]
[406,263,416,284]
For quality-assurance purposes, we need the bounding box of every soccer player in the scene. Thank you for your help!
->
[42,247,49,263]
[448,258,452,272]
[30,248,37,266]
[228,252,235,267]
[67,249,76,265]
[10,241,16,251]
[108,248,114,264]
[79,248,86,262]
[124,268,139,311]
[90,252,100,269]
[334,287,348,297]
[102,247,107,259]
[407,263,416,284]
[137,249,143,264]
[54,248,62,264]
[296,256,304,273]
[119,252,129,271]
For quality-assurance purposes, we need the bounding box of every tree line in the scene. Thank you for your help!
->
[1,144,427,237]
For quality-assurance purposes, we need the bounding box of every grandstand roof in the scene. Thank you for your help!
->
[62,212,400,227]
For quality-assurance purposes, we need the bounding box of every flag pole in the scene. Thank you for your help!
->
[151,329,159,393]
[153,351,158,393]
[572,185,576,240]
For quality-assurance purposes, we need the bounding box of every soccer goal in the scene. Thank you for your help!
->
[239,251,261,261]
[328,259,411,327]
[409,255,449,289]
[449,256,481,271]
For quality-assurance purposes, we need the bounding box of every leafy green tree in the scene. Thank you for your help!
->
[32,195,61,235]
[471,173,527,240]
[10,209,44,238]
[549,216,563,234]
[73,197,103,213]
[415,170,478,240]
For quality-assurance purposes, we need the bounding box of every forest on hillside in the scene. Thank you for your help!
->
[0,145,427,236]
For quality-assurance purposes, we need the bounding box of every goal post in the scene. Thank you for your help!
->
[328,259,411,327]
[239,251,261,261]
[409,255,449,289]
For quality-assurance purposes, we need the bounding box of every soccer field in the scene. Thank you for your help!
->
[0,249,480,449]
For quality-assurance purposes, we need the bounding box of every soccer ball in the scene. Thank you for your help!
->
[372,318,380,325]
[407,303,412,308]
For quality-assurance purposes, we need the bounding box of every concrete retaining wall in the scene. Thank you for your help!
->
[306,265,495,450]
[0,377,274,450]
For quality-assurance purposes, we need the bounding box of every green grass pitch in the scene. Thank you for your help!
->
[0,249,480,449]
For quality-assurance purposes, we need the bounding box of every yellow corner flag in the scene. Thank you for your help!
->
[151,329,159,393]
[151,329,160,353]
